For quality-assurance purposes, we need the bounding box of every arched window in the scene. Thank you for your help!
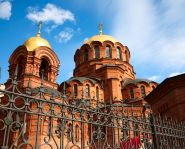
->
[106,45,111,58]
[141,86,146,98]
[17,56,25,77]
[73,84,78,97]
[18,66,23,77]
[84,49,89,62]
[75,125,79,142]
[96,87,99,100]
[94,46,100,59]
[125,51,129,62]
[116,47,121,59]
[86,84,90,97]
[39,58,49,80]
[18,63,23,77]
[130,88,134,99]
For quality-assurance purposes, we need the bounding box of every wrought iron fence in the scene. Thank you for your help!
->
[0,70,185,149]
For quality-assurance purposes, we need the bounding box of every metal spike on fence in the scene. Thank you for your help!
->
[131,104,134,117]
[180,121,183,130]
[82,88,84,98]
[96,94,100,109]
[89,97,92,108]
[115,102,119,116]
[63,81,66,96]
[51,86,55,101]
[27,78,31,88]
[158,113,162,126]
[170,117,173,129]
[104,102,107,115]
[110,96,112,105]
[121,102,125,117]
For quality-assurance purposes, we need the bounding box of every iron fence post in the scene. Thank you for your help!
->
[150,113,157,149]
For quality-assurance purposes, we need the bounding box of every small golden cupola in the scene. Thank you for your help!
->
[8,21,60,89]
[85,23,119,44]
[23,21,51,51]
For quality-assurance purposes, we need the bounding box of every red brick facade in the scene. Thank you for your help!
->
[64,34,157,104]
[7,44,60,89]
[4,31,158,148]
[145,74,185,122]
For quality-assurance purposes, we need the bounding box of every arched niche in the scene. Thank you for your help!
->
[39,58,50,81]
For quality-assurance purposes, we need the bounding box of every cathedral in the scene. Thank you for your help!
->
[7,23,157,106]
[2,23,159,148]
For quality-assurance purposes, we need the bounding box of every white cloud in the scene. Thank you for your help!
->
[109,0,185,80]
[111,0,157,62]
[0,1,12,20]
[162,0,185,24]
[55,28,74,43]
[168,71,185,78]
[45,25,58,33]
[148,75,161,82]
[26,3,75,29]
[156,37,185,69]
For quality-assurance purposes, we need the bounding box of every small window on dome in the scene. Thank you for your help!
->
[116,47,121,59]
[94,46,100,59]
[141,86,146,98]
[125,51,129,62]
[106,45,111,58]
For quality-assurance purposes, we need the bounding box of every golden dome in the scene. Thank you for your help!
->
[23,21,51,51]
[23,36,52,51]
[84,34,119,44]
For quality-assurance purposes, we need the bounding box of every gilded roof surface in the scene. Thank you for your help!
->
[84,34,119,44]
[23,36,52,51]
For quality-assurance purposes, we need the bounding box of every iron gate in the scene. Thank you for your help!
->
[0,73,185,149]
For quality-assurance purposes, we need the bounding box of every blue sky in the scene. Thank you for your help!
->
[0,0,185,84]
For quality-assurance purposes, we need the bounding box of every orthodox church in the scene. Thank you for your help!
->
[7,23,157,108]
[1,23,159,148]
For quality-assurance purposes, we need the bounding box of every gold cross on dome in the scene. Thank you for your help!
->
[37,20,42,37]
[98,23,103,35]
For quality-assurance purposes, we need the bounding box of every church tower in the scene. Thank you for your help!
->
[73,24,136,101]
[2,22,61,148]
[7,21,60,90]
[62,24,157,104]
